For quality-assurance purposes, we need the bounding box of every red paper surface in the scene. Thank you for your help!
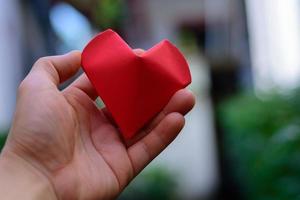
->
[82,29,191,139]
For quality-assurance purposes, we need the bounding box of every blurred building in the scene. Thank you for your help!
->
[246,0,300,92]
[0,0,250,199]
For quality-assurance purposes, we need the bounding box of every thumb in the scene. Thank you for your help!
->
[23,51,82,89]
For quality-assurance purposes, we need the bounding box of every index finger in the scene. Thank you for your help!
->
[21,51,82,91]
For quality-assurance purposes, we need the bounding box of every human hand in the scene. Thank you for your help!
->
[0,50,195,200]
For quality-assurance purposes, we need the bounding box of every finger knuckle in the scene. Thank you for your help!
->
[18,78,30,93]
[34,57,51,67]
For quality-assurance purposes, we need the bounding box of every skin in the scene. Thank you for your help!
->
[0,50,195,200]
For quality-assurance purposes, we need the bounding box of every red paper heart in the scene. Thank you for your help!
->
[82,29,191,139]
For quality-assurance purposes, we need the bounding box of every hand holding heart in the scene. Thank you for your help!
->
[0,50,195,199]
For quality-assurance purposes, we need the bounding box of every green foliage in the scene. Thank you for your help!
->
[119,167,179,200]
[94,0,125,29]
[0,132,7,152]
[219,90,300,199]
[179,29,198,52]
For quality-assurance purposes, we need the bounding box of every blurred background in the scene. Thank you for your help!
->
[1,0,300,199]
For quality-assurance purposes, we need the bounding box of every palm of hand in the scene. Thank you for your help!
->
[4,51,194,200]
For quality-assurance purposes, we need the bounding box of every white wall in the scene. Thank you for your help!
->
[246,0,300,92]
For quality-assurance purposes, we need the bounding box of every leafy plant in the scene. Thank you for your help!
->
[219,90,300,199]
[118,166,179,200]
[94,0,125,30]
[0,132,7,152]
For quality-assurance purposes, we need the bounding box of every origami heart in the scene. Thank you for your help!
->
[81,29,191,139]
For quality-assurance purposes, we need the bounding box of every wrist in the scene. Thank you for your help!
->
[0,150,57,200]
